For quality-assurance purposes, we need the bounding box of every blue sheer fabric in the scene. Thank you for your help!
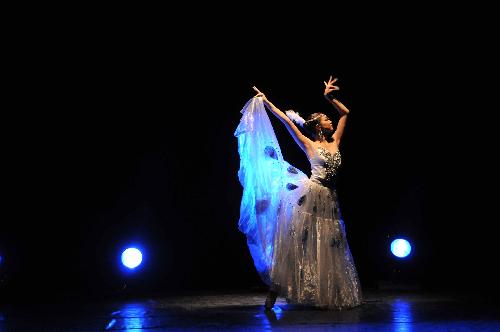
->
[234,97,307,285]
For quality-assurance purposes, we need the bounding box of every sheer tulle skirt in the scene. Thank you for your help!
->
[271,178,362,309]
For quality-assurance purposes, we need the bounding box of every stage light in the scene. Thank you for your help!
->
[391,239,412,258]
[121,248,143,269]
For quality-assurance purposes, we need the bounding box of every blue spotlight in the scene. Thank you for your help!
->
[391,239,412,258]
[121,248,143,269]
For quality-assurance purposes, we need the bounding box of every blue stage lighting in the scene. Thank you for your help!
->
[391,239,412,258]
[121,248,143,269]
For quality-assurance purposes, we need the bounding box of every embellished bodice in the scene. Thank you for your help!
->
[310,146,341,188]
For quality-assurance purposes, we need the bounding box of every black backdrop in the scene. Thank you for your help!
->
[2,12,498,300]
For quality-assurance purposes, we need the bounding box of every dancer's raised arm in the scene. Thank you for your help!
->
[253,86,312,153]
[323,76,349,146]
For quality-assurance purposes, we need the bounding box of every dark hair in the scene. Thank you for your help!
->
[303,112,324,138]
[303,112,335,142]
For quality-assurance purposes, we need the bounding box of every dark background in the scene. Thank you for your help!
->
[2,9,498,301]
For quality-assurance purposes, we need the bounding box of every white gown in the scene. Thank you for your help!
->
[235,97,362,309]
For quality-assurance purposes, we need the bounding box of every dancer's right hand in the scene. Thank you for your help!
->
[252,86,268,102]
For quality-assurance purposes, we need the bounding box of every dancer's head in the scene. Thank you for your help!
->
[303,113,334,142]
[286,111,335,142]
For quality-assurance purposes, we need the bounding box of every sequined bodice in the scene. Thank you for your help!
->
[310,146,341,188]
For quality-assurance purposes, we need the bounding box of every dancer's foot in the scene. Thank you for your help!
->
[264,290,278,310]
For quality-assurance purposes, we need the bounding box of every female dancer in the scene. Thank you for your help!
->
[235,76,362,310]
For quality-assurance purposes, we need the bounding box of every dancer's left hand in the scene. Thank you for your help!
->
[323,76,339,100]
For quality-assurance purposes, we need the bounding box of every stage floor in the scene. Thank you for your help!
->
[1,289,499,331]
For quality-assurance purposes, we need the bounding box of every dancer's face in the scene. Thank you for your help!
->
[319,115,334,131]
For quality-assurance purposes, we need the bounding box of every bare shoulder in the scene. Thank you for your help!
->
[332,131,340,144]
[332,135,341,148]
[331,140,340,152]
[303,139,317,159]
